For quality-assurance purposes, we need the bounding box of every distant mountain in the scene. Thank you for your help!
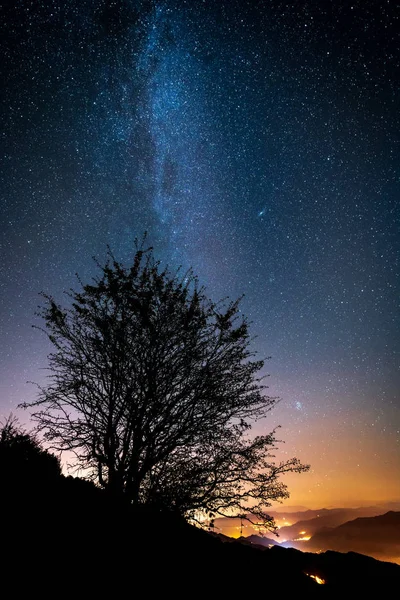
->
[213,505,386,538]
[213,509,334,536]
[378,501,400,512]
[277,506,385,542]
[240,534,279,547]
[272,505,310,513]
[287,511,400,564]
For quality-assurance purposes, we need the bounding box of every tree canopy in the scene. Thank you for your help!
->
[23,242,308,529]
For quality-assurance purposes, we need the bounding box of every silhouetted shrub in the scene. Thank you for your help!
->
[0,415,61,502]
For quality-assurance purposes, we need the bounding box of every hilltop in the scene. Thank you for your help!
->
[2,477,399,596]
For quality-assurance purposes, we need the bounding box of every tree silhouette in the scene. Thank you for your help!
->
[22,241,308,529]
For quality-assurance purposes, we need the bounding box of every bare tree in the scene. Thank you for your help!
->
[22,242,308,529]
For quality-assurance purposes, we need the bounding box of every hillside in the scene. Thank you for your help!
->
[2,479,399,595]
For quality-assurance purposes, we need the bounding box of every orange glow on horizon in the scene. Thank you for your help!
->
[245,387,400,513]
[264,413,400,510]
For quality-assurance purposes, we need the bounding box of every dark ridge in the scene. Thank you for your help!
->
[2,476,399,596]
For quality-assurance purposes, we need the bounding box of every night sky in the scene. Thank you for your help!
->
[1,0,399,508]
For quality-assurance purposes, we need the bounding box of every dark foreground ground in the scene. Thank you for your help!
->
[2,477,399,597]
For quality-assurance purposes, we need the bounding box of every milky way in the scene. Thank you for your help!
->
[1,0,399,506]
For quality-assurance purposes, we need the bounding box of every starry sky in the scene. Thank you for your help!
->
[1,0,399,508]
